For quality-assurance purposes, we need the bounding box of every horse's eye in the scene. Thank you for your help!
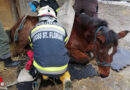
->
[108,47,113,55]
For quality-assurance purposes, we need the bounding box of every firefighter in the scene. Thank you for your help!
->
[17,1,72,90]
[29,4,72,89]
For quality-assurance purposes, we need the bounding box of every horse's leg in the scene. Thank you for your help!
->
[68,48,91,64]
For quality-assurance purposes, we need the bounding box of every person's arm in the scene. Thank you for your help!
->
[29,0,40,12]
[32,0,40,8]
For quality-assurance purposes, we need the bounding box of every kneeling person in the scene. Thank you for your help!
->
[17,2,71,90]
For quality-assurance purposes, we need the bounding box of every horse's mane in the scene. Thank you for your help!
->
[101,28,118,46]
[78,13,118,46]
[78,13,108,28]
[10,16,25,31]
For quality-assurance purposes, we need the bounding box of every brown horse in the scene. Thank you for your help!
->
[8,0,129,77]
[9,13,129,77]
[67,13,129,77]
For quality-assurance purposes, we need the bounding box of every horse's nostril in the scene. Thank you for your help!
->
[100,74,108,78]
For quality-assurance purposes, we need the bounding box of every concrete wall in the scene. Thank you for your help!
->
[0,0,72,29]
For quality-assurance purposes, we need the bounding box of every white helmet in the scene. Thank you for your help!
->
[37,5,56,17]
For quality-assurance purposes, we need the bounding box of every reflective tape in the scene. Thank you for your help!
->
[28,36,33,48]
[36,68,67,75]
[31,24,65,34]
[31,28,65,38]
[64,36,69,43]
[33,60,68,74]
[56,8,60,12]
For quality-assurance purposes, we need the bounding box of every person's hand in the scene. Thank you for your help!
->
[29,2,36,12]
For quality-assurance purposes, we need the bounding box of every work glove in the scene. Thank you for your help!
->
[29,2,36,12]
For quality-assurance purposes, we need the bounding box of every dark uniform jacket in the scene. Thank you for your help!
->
[29,16,69,75]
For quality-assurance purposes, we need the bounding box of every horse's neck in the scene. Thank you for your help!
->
[10,16,25,31]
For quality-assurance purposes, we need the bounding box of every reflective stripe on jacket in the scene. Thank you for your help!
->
[33,60,68,75]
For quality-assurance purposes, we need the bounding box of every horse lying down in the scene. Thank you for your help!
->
[8,14,129,78]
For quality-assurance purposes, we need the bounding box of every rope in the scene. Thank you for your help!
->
[13,14,28,42]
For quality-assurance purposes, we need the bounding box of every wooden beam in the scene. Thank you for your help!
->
[10,0,19,23]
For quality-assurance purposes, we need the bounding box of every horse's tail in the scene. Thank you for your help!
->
[9,16,26,43]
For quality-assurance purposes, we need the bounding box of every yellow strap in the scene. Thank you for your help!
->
[28,36,31,42]
[28,36,33,48]
[33,60,68,71]
[29,43,33,48]
[31,24,65,34]
[56,8,60,12]
[64,37,69,42]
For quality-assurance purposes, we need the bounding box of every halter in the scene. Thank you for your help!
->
[94,26,111,67]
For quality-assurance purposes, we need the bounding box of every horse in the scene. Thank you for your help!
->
[8,0,129,77]
[8,13,129,78]
[66,13,129,77]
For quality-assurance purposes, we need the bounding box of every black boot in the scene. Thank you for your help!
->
[4,57,21,67]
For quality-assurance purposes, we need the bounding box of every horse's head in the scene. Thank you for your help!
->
[76,13,129,77]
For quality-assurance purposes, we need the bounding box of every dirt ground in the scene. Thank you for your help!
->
[0,1,130,90]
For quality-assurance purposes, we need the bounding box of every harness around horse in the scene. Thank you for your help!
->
[14,15,28,42]
[94,26,111,67]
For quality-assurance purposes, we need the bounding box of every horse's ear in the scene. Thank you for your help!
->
[117,30,129,39]
[97,32,106,43]
[78,13,91,25]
